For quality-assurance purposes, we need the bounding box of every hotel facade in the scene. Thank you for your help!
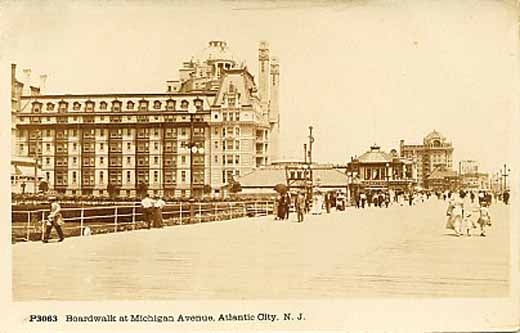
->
[12,41,281,198]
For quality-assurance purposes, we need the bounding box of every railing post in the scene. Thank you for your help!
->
[80,207,85,236]
[198,203,202,223]
[26,211,31,241]
[242,201,246,217]
[179,201,183,225]
[41,210,45,241]
[265,200,268,216]
[229,202,233,220]
[114,206,118,232]
[132,205,136,230]
[254,201,258,217]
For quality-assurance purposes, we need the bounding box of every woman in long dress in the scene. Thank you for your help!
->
[446,193,464,236]
[311,192,323,215]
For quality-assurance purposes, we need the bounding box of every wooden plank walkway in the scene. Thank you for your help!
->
[12,199,510,300]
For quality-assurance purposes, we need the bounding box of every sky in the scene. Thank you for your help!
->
[2,0,518,173]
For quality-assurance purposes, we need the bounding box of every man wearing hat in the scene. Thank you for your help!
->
[43,196,65,243]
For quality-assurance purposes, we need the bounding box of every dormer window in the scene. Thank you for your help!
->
[153,100,162,110]
[139,100,149,111]
[85,100,95,112]
[31,101,42,113]
[58,101,68,113]
[194,99,203,111]
[73,102,81,111]
[100,101,108,110]
[166,99,175,111]
[46,102,54,111]
[127,101,134,110]
[112,100,122,112]
[180,100,189,110]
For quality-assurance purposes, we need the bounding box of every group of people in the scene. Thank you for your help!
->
[141,193,166,229]
[445,191,493,237]
[276,190,346,222]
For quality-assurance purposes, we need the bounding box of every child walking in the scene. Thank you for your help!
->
[477,202,492,237]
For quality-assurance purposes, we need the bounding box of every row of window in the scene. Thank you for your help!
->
[21,127,206,139]
[20,114,207,124]
[51,170,202,186]
[48,154,204,167]
[31,98,204,113]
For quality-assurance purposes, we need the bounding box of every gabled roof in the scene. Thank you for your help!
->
[427,168,457,180]
[215,69,257,106]
[237,167,349,188]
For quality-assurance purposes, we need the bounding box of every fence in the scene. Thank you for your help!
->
[11,200,276,243]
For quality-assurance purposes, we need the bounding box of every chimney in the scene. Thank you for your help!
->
[22,68,31,96]
[39,74,47,95]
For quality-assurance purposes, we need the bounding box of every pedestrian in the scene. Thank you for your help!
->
[470,191,475,204]
[477,201,492,237]
[325,192,331,214]
[43,196,65,243]
[153,195,166,228]
[296,191,305,222]
[408,193,413,206]
[360,192,366,208]
[284,192,291,220]
[503,190,510,205]
[141,193,154,229]
[446,193,464,237]
[311,191,323,215]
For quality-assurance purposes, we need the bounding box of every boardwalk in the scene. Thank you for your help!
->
[12,199,510,300]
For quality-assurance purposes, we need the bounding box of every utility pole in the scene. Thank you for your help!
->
[308,126,314,165]
[308,126,315,199]
[303,143,307,164]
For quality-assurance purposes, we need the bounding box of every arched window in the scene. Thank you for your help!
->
[153,100,162,110]
[46,102,54,111]
[180,100,189,109]
[100,101,108,110]
[72,102,81,111]
[127,101,134,110]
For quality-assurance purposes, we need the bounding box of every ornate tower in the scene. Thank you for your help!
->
[258,41,270,115]
[268,57,280,162]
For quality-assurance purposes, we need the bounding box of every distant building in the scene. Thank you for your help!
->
[459,160,479,175]
[346,145,417,193]
[237,161,349,194]
[11,64,44,194]
[424,166,459,192]
[12,40,281,198]
[400,130,454,187]
[461,172,489,191]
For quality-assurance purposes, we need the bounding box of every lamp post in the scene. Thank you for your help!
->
[33,157,41,194]
[385,162,390,191]
[307,126,315,198]
[500,163,510,192]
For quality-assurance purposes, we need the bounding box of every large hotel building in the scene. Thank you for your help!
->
[399,130,454,188]
[12,41,281,197]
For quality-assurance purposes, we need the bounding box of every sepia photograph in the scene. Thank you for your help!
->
[2,0,519,331]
